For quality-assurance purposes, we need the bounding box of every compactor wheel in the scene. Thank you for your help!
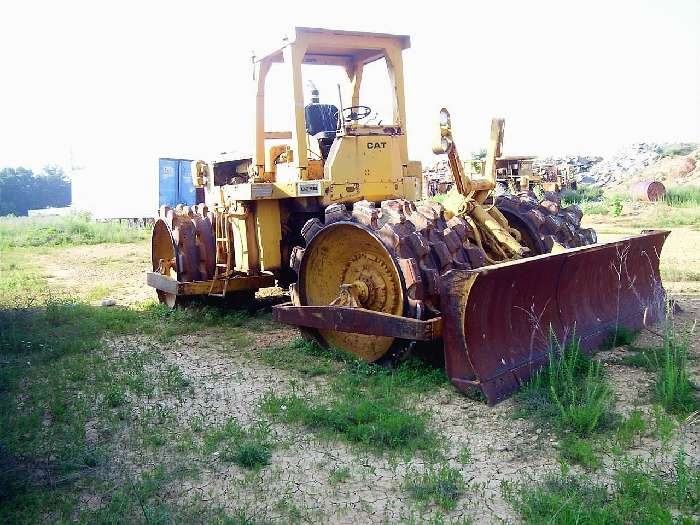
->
[151,205,217,308]
[495,193,597,255]
[290,199,487,363]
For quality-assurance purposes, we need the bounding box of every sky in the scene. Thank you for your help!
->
[0,0,698,214]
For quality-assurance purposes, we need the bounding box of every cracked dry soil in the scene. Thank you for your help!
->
[40,237,698,524]
[86,297,698,525]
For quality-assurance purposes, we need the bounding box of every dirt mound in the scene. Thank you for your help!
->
[610,147,700,190]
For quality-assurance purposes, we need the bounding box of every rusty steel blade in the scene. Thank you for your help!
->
[440,230,670,405]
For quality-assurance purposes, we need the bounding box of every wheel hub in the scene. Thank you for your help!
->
[340,252,397,311]
[298,222,405,362]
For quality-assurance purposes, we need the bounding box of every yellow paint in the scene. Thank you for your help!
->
[298,222,404,361]
[231,207,259,273]
[307,159,323,180]
[253,27,411,181]
[265,144,288,175]
[254,199,282,271]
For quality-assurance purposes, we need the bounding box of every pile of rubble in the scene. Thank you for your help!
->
[537,143,664,186]
[577,143,662,186]
[533,155,602,180]
[422,142,698,191]
[422,159,453,197]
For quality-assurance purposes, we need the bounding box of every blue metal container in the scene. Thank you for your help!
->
[158,158,179,207]
[177,160,196,206]
[158,158,196,207]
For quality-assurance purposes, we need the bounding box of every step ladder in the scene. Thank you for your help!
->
[209,210,233,298]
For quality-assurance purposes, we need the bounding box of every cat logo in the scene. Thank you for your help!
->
[367,141,387,150]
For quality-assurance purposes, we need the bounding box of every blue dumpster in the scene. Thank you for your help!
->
[158,158,196,207]
[177,160,196,206]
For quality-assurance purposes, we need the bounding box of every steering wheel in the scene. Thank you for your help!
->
[342,105,372,122]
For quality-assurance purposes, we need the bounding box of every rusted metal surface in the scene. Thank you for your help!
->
[630,180,666,202]
[272,303,442,341]
[147,272,274,296]
[440,230,669,405]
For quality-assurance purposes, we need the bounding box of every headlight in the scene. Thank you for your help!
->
[439,108,451,129]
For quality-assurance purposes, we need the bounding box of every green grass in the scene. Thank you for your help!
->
[261,350,446,456]
[458,445,471,465]
[614,410,647,449]
[85,283,113,302]
[663,186,700,207]
[562,186,630,216]
[0,214,150,248]
[651,405,677,442]
[0,247,48,304]
[629,204,700,228]
[561,185,604,205]
[653,319,698,416]
[558,436,601,470]
[262,389,435,454]
[619,345,663,371]
[515,337,614,436]
[661,265,700,282]
[566,185,700,222]
[73,463,266,524]
[602,326,638,349]
[0,227,283,522]
[0,303,170,522]
[503,451,700,524]
[610,195,624,216]
[404,465,465,511]
[579,201,611,215]
[0,296,269,523]
[329,465,351,485]
[203,418,273,470]
[515,320,695,471]
[260,337,347,377]
[512,336,641,468]
[577,194,630,216]
[661,143,698,158]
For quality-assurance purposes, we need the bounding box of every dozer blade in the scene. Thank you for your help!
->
[440,230,670,405]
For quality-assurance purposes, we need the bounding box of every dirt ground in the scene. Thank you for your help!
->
[597,229,700,298]
[31,220,700,524]
[38,243,155,306]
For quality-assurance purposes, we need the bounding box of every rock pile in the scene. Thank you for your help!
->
[578,143,662,186]
[534,155,602,178]
[537,143,664,185]
[424,142,697,190]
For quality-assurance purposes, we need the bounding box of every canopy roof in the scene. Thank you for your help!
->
[255,27,411,68]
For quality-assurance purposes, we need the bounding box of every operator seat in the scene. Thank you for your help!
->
[304,103,339,160]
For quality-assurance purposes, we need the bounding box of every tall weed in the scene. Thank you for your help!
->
[653,314,697,416]
[515,336,614,436]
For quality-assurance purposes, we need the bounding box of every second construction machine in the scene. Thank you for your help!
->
[148,27,669,403]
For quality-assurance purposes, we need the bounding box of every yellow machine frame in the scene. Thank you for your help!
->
[210,28,423,273]
[151,27,424,296]
[253,27,412,182]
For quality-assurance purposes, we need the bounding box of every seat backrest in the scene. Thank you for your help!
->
[304,104,339,136]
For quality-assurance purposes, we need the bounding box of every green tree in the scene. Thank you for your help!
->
[0,165,71,216]
[471,148,487,160]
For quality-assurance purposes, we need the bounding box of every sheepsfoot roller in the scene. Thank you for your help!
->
[149,204,275,307]
[145,28,669,404]
[274,230,669,404]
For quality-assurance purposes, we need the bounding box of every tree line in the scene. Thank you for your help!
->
[0,165,71,216]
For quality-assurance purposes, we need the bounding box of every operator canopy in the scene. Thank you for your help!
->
[253,27,412,168]
[256,27,410,69]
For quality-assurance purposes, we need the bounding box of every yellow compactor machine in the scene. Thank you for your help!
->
[148,27,669,403]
